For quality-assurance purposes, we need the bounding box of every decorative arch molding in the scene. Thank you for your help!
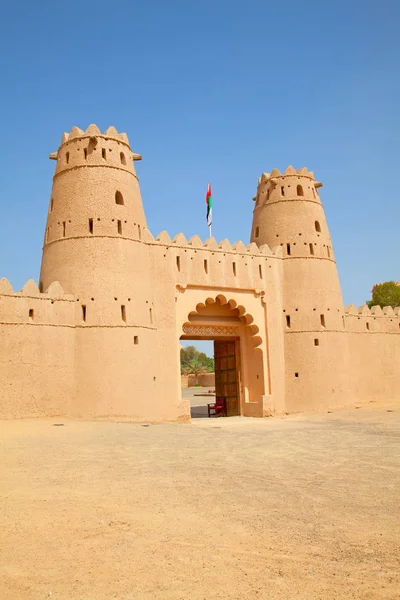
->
[182,294,262,347]
[182,324,240,337]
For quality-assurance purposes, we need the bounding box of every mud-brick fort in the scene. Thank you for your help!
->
[1,125,399,421]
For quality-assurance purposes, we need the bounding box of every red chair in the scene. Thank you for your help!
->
[207,396,227,417]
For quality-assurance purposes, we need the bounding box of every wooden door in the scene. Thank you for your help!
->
[214,340,240,416]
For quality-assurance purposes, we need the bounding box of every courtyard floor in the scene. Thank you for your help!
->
[1,401,399,599]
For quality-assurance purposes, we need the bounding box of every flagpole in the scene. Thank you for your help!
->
[206,182,212,238]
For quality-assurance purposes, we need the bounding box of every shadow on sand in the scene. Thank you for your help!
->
[190,405,209,419]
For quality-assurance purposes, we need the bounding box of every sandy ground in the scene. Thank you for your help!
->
[1,401,400,600]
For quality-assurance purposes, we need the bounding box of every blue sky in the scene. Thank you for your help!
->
[0,0,399,356]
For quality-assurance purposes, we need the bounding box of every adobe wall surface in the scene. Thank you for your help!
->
[181,373,215,388]
[0,279,76,418]
[345,305,400,404]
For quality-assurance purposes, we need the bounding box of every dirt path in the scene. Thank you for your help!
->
[1,403,399,599]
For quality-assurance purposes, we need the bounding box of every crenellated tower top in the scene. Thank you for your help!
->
[49,124,142,179]
[253,166,323,209]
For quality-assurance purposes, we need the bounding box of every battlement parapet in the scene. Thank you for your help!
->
[58,125,132,148]
[253,166,323,209]
[344,303,400,334]
[147,234,281,291]
[0,278,76,327]
[51,124,142,175]
[152,232,280,257]
[256,166,323,187]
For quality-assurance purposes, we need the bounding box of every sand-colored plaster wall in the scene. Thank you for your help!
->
[0,279,76,418]
[345,306,400,404]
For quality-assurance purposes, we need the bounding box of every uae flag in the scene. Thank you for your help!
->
[206,183,212,226]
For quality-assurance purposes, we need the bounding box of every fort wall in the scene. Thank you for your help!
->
[345,305,400,404]
[0,279,76,418]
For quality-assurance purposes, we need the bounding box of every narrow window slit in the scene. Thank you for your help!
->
[314,338,319,346]
[121,305,126,322]
[102,148,106,160]
[259,265,263,279]
[66,152,69,164]
[320,314,325,328]
[233,262,236,276]
[84,148,87,160]
[149,308,153,324]
[281,186,285,196]
[62,221,66,237]
[89,218,93,234]
[286,315,291,328]
[286,243,291,256]
[134,336,139,345]
[176,256,181,271]
[29,309,34,321]
[204,259,208,274]
[309,243,314,255]
[117,220,122,235]
[82,305,86,322]
[120,152,126,165]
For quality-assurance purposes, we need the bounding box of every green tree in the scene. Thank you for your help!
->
[203,356,214,372]
[180,345,198,367]
[367,281,400,309]
[180,346,214,374]
[181,358,208,384]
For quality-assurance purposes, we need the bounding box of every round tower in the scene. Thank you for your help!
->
[40,125,163,419]
[250,166,350,412]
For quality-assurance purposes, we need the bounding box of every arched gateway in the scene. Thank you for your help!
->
[178,293,268,418]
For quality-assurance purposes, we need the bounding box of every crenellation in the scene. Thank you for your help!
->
[172,233,187,245]
[358,305,370,315]
[0,277,14,294]
[232,240,246,253]
[204,237,218,249]
[218,239,231,250]
[156,231,171,243]
[21,279,41,296]
[345,304,358,315]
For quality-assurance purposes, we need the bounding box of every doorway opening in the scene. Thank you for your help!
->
[179,294,264,420]
[181,337,241,418]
